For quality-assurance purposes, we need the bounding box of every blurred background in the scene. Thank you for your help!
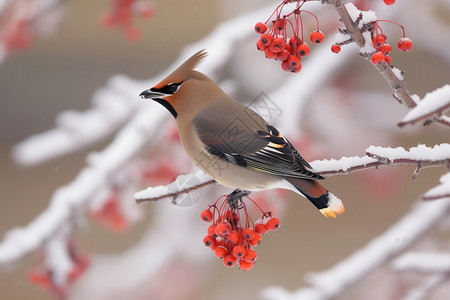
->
[0,0,449,299]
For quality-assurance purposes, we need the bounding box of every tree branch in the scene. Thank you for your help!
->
[398,85,450,127]
[134,144,450,204]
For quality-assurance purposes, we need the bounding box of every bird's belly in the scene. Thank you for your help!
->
[192,151,278,191]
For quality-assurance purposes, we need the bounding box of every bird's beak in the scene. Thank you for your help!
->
[139,88,167,100]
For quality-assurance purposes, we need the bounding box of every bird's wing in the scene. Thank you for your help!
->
[193,101,323,180]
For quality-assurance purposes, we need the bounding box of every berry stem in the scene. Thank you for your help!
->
[376,19,406,37]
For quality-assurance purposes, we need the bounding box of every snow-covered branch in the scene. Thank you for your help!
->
[423,173,450,201]
[398,85,450,127]
[134,171,215,204]
[326,1,417,108]
[13,76,143,166]
[392,251,450,273]
[134,144,450,204]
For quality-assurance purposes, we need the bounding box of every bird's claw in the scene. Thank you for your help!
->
[226,189,251,209]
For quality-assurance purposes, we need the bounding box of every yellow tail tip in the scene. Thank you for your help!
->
[319,208,336,218]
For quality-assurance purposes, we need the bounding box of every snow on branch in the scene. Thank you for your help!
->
[13,76,142,166]
[398,85,450,127]
[366,144,450,179]
[423,173,450,201]
[262,199,450,300]
[134,145,450,204]
[134,171,215,204]
[392,251,450,273]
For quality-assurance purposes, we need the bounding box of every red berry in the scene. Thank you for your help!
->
[243,249,257,263]
[398,38,412,52]
[372,36,385,48]
[296,42,310,57]
[260,33,273,46]
[281,61,291,72]
[208,224,218,238]
[248,233,262,246]
[331,44,341,53]
[214,246,228,259]
[379,44,392,55]
[255,223,269,235]
[310,30,324,44]
[275,18,287,31]
[383,0,395,5]
[238,260,254,271]
[264,48,278,59]
[226,231,240,244]
[223,254,237,267]
[254,22,267,34]
[276,50,290,61]
[269,38,285,53]
[256,39,267,51]
[290,65,302,73]
[200,209,213,222]
[384,55,391,64]
[287,55,301,68]
[242,228,256,240]
[232,245,246,258]
[266,217,280,231]
[371,51,385,64]
[284,43,293,54]
[289,36,302,48]
[215,222,232,237]
[203,235,216,247]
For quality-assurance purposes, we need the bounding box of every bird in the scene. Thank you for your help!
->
[139,50,344,218]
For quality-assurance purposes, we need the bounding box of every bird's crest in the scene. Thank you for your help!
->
[153,49,208,89]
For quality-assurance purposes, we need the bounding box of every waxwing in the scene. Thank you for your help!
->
[140,50,344,218]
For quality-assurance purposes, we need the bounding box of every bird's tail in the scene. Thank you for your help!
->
[285,177,345,218]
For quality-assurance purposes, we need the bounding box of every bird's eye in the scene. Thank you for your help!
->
[166,83,181,94]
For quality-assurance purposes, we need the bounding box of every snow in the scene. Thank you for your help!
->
[400,84,450,125]
[392,251,450,273]
[360,31,377,54]
[345,3,377,28]
[333,31,351,45]
[423,172,450,200]
[392,67,404,81]
[134,170,214,205]
[310,156,378,173]
[366,144,450,162]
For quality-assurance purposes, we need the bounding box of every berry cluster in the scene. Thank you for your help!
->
[201,191,280,271]
[28,241,89,299]
[102,0,154,41]
[370,20,412,65]
[254,1,324,73]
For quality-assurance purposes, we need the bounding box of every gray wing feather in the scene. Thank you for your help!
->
[193,101,323,180]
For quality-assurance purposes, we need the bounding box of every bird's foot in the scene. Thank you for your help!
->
[226,189,251,209]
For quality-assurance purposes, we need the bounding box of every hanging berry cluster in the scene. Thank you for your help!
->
[200,191,280,271]
[102,0,154,41]
[369,20,412,65]
[254,0,324,73]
